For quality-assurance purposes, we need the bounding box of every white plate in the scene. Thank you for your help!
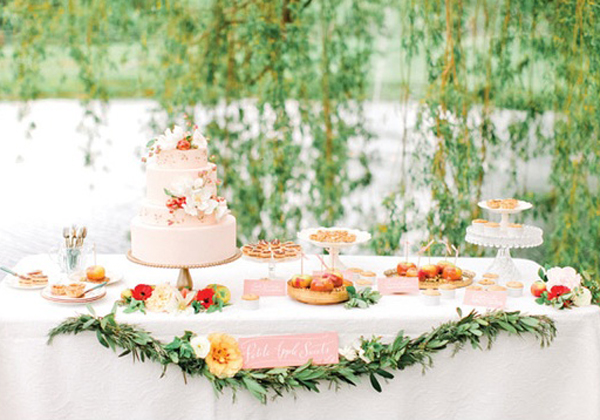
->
[4,275,48,290]
[69,269,123,286]
[478,199,533,214]
[41,285,107,304]
[297,227,371,249]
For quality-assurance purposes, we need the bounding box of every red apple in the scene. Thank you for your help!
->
[420,264,439,279]
[322,270,344,288]
[441,265,463,281]
[396,262,417,276]
[436,260,454,273]
[530,281,546,297]
[310,278,334,292]
[86,265,106,281]
[291,274,312,289]
[405,267,419,278]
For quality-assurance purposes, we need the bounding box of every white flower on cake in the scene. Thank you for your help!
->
[166,175,228,221]
[545,266,582,290]
[145,283,174,312]
[190,335,211,359]
[572,287,592,307]
[166,290,195,315]
[156,126,186,151]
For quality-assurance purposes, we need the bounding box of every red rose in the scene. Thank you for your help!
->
[547,285,571,300]
[132,284,153,301]
[177,140,191,150]
[195,288,216,309]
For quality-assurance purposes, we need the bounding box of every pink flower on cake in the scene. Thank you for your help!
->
[545,267,581,290]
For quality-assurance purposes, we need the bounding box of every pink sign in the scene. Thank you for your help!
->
[377,277,420,295]
[463,290,507,309]
[243,280,287,296]
[239,332,339,369]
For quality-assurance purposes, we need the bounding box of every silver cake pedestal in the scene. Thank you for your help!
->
[126,249,242,289]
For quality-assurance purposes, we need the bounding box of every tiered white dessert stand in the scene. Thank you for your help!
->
[465,200,543,282]
[297,227,371,270]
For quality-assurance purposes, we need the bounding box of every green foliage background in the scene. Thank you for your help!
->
[1,0,598,272]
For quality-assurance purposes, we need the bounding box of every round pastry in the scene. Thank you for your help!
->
[506,281,524,297]
[477,278,496,289]
[484,222,501,236]
[483,272,500,280]
[472,219,488,234]
[466,285,483,291]
[439,283,456,299]
[421,289,441,306]
[488,285,507,292]
[241,294,260,310]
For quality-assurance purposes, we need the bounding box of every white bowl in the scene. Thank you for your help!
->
[421,293,440,306]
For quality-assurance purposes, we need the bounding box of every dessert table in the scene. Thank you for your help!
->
[1,254,599,420]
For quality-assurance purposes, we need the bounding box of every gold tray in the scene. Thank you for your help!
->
[287,281,349,305]
[383,268,475,289]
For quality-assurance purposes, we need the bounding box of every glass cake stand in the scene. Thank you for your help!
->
[297,227,371,270]
[466,200,543,282]
[126,250,241,289]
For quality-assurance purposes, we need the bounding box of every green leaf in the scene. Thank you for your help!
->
[376,369,394,379]
[369,373,382,392]
[96,330,108,348]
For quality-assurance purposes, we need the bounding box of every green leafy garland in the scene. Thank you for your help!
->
[48,307,556,403]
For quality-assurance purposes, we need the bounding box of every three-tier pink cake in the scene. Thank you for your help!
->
[130,126,237,266]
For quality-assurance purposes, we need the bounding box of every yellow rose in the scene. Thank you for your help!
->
[205,333,243,378]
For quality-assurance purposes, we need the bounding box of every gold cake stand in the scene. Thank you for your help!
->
[126,249,242,289]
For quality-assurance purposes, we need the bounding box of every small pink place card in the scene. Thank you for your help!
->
[377,277,420,295]
[463,290,507,309]
[243,279,287,296]
[239,332,339,369]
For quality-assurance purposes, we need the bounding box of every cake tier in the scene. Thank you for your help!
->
[139,200,230,226]
[146,163,217,204]
[130,214,237,266]
[155,148,208,169]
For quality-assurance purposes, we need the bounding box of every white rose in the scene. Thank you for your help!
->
[145,283,174,313]
[190,335,211,359]
[545,266,581,291]
[572,287,592,307]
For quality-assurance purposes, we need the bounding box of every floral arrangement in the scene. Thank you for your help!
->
[146,124,208,154]
[119,283,230,315]
[48,307,556,403]
[532,266,593,310]
[164,172,228,222]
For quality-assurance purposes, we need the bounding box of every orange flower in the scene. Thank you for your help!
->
[205,333,243,378]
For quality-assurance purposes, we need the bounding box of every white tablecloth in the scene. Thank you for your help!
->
[0,254,599,420]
